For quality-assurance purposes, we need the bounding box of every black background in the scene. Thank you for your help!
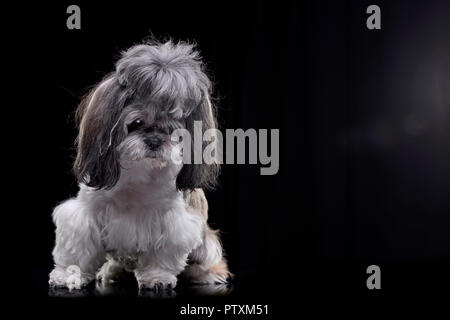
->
[5,0,450,316]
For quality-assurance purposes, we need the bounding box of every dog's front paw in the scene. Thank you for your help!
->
[136,269,177,291]
[49,265,93,290]
[96,260,125,284]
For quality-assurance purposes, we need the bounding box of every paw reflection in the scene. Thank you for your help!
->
[186,283,233,296]
[48,285,90,297]
[48,280,234,298]
[138,287,177,299]
[94,280,137,296]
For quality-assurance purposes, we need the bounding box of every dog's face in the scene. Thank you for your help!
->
[73,41,219,190]
[117,102,184,163]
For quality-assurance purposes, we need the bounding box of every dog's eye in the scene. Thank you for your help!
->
[127,119,144,133]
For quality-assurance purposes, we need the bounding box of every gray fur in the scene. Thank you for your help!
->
[116,40,211,119]
[73,39,219,190]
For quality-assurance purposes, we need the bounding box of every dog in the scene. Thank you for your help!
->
[49,40,230,291]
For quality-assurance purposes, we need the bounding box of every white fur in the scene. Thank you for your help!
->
[50,40,230,290]
[49,156,204,290]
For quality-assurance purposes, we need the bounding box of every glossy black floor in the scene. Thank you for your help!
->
[11,261,447,318]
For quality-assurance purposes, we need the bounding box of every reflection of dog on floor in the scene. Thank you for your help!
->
[49,40,230,291]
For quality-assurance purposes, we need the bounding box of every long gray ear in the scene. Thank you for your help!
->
[176,94,220,191]
[73,75,127,190]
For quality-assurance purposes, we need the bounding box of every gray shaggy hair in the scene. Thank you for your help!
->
[116,41,212,119]
[73,40,219,190]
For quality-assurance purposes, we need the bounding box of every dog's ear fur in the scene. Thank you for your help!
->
[73,75,127,190]
[176,93,220,191]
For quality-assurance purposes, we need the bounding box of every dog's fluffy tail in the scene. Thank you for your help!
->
[183,189,232,284]
[184,227,232,284]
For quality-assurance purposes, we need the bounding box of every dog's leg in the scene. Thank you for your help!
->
[135,205,204,291]
[96,258,125,284]
[183,227,231,284]
[134,250,186,291]
[96,252,137,283]
[49,199,105,289]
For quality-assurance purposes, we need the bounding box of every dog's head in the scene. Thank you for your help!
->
[73,40,219,190]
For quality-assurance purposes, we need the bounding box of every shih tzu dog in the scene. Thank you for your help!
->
[49,40,230,291]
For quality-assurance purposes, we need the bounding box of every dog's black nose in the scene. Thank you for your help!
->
[145,137,163,150]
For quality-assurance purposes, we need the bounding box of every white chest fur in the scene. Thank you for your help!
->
[78,159,203,256]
